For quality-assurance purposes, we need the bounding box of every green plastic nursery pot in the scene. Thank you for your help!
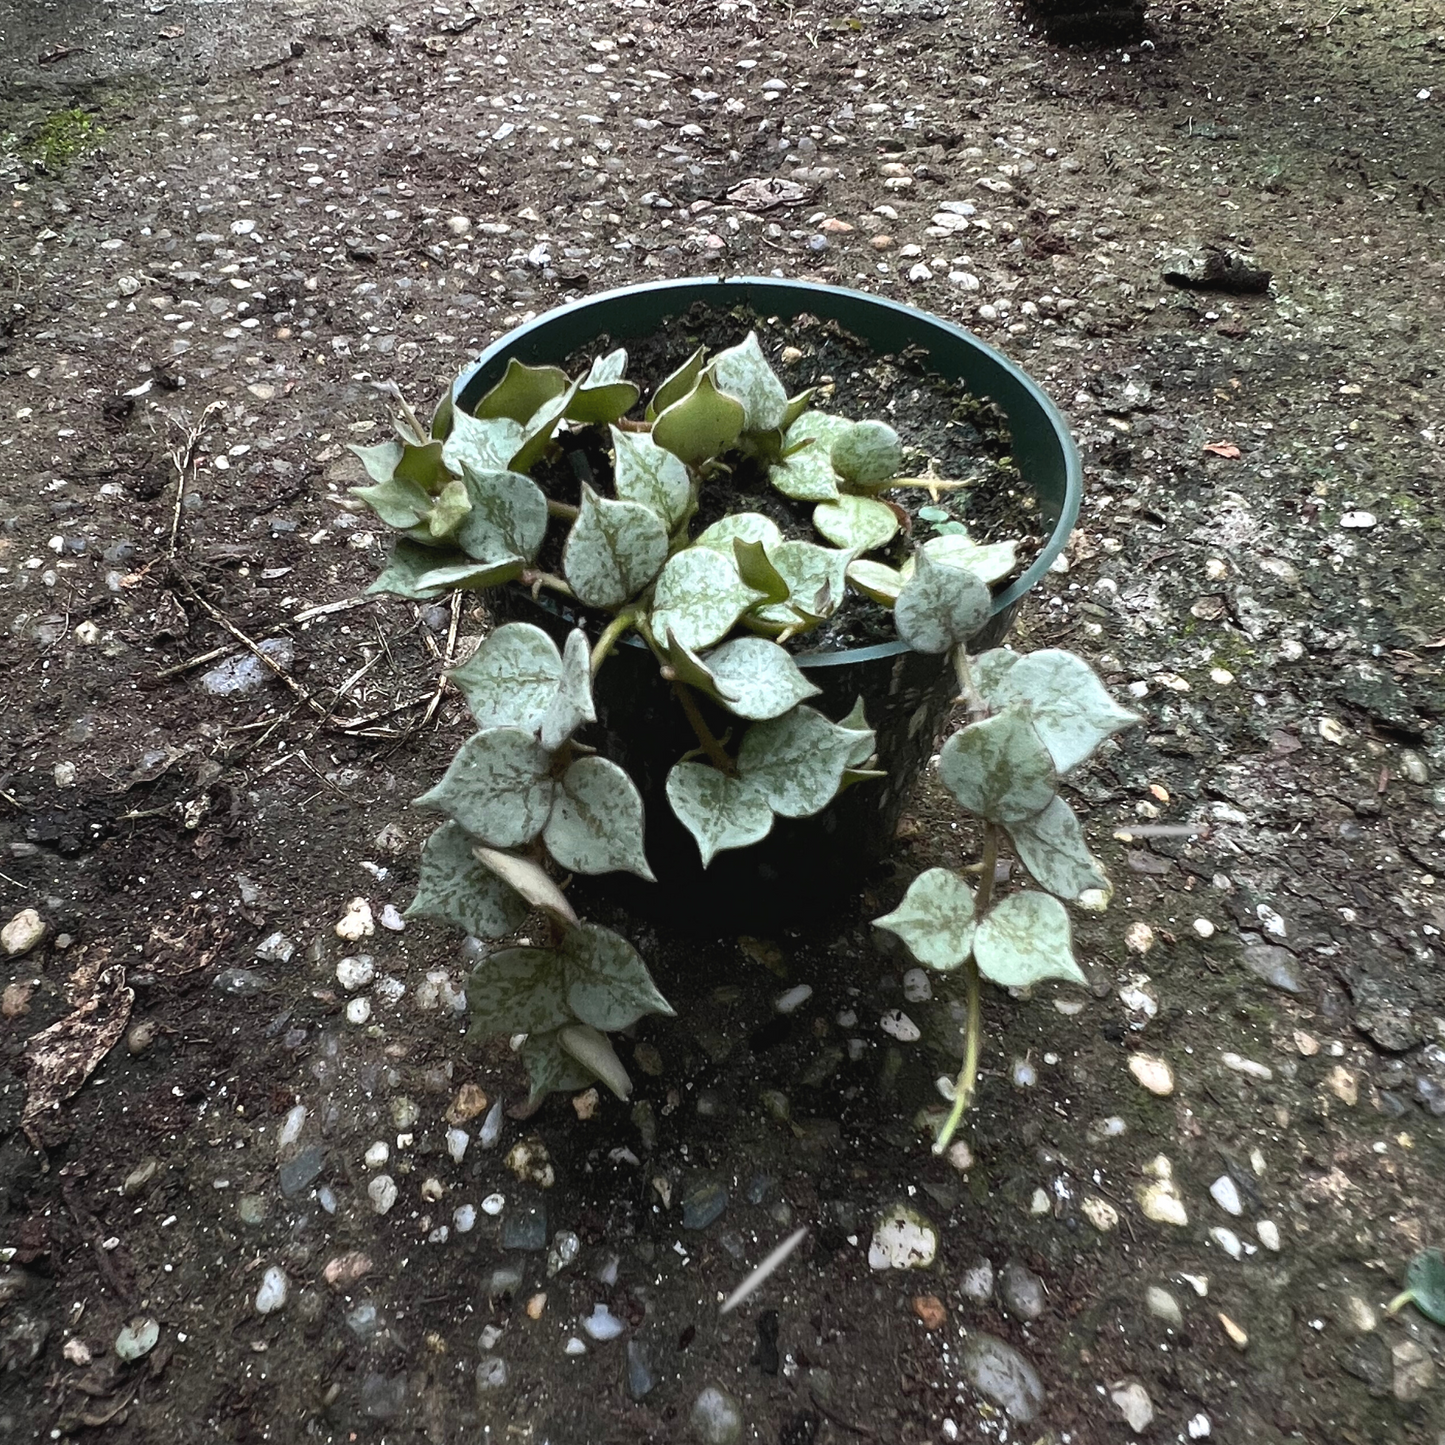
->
[458,278,1082,930]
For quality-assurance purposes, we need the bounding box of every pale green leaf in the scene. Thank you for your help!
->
[665,762,774,866]
[837,695,877,767]
[446,622,562,733]
[563,485,670,609]
[874,868,977,970]
[981,649,1141,773]
[369,540,474,600]
[973,647,1021,695]
[405,821,530,939]
[442,408,526,476]
[395,437,451,491]
[920,532,1021,586]
[1392,1250,1445,1327]
[426,476,473,540]
[737,705,858,818]
[813,494,900,552]
[752,541,851,630]
[509,384,579,475]
[894,546,992,654]
[349,439,405,484]
[455,467,549,564]
[652,370,746,467]
[466,946,573,1035]
[611,426,691,530]
[731,538,791,605]
[830,419,902,488]
[544,756,655,880]
[473,847,579,929]
[538,628,596,752]
[695,512,783,555]
[646,345,706,421]
[1008,795,1109,901]
[473,358,571,424]
[414,727,555,848]
[430,386,455,441]
[937,706,1058,824]
[770,427,842,502]
[558,1023,634,1101]
[650,548,766,652]
[846,558,906,605]
[561,923,674,1031]
[973,891,1087,988]
[704,637,821,720]
[706,331,788,433]
[665,630,740,709]
[521,1029,598,1101]
[352,473,432,529]
[567,350,641,425]
[780,389,815,432]
[411,556,523,593]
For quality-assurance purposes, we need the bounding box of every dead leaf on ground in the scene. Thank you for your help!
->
[1203,442,1242,459]
[23,957,133,1146]
[724,177,811,211]
[144,903,228,976]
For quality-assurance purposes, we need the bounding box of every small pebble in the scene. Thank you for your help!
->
[1221,1051,1273,1080]
[379,904,406,932]
[525,1292,547,1320]
[323,1253,372,1288]
[690,1386,744,1445]
[1188,1414,1212,1439]
[880,1009,920,1042]
[1218,1312,1249,1349]
[2,908,45,958]
[1082,1196,1119,1231]
[1128,1054,1174,1096]
[446,1128,470,1163]
[912,1294,947,1329]
[335,898,374,940]
[255,1266,288,1314]
[368,1175,398,1215]
[563,1336,586,1356]
[902,968,932,1003]
[482,1193,506,1216]
[346,998,372,1025]
[476,1356,508,1391]
[1000,1260,1046,1320]
[1011,1058,1037,1088]
[1209,1227,1243,1259]
[869,1204,937,1269]
[1192,918,1215,939]
[774,984,812,1014]
[114,1318,160,1362]
[1137,1182,1188,1227]
[582,1303,625,1341]
[336,955,375,991]
[1145,1285,1182,1327]
[959,1333,1045,1423]
[1256,1220,1281,1251]
[454,1204,477,1233]
[1209,1174,1243,1216]
[1340,510,1376,529]
[1124,921,1155,954]
[1110,1380,1154,1433]
[364,1141,389,1169]
[960,1259,994,1301]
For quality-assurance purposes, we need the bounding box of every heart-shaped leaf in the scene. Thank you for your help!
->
[650,548,766,653]
[510,384,579,475]
[425,476,474,541]
[567,350,641,425]
[666,762,774,866]
[830,419,902,488]
[874,868,977,971]
[665,630,741,709]
[738,705,859,818]
[837,696,877,767]
[544,756,654,879]
[522,1028,599,1101]
[704,637,821,720]
[1008,796,1109,901]
[473,358,571,424]
[447,622,564,734]
[414,727,555,848]
[646,345,706,421]
[695,512,783,556]
[652,371,746,468]
[405,821,530,939]
[455,468,548,564]
[980,649,1141,774]
[442,408,526,477]
[611,426,691,530]
[352,471,433,530]
[937,706,1058,824]
[349,439,405,485]
[561,924,674,1031]
[538,629,596,752]
[894,546,992,654]
[473,847,578,929]
[973,891,1087,988]
[731,538,791,606]
[558,1023,634,1101]
[563,485,670,610]
[751,541,852,630]
[973,647,1021,695]
[706,332,788,433]
[369,540,488,600]
[466,946,573,1035]
[409,556,524,594]
[846,558,906,605]
[813,494,900,553]
[919,532,1021,586]
[771,412,846,501]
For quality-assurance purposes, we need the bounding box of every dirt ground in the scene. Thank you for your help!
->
[2,0,1444,1441]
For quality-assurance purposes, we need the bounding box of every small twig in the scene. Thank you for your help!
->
[0,789,22,810]
[151,642,238,682]
[420,591,464,728]
[166,400,226,557]
[331,690,436,731]
[293,596,375,624]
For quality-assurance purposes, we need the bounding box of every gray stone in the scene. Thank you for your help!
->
[476,1355,509,1391]
[485,1263,525,1298]
[1240,944,1303,995]
[114,1317,160,1362]
[200,637,295,696]
[1000,1260,1046,1320]
[213,967,268,996]
[255,932,295,965]
[360,1371,407,1419]
[961,1259,995,1301]
[1416,1076,1445,1116]
[501,1200,548,1251]
[960,1333,1045,1422]
[681,1178,729,1231]
[346,1302,382,1339]
[690,1385,743,1444]
[278,1144,325,1198]
[626,1338,658,1400]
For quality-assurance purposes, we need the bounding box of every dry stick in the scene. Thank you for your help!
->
[166,399,226,556]
[151,642,238,682]
[419,591,464,728]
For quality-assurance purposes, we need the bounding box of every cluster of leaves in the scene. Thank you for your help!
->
[353,332,1132,1122]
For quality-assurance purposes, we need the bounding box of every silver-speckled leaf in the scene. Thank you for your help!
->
[937,705,1058,824]
[813,494,900,553]
[562,924,674,1032]
[737,705,858,818]
[1008,795,1109,901]
[611,425,691,530]
[973,891,1087,988]
[473,358,571,424]
[466,945,573,1035]
[874,867,977,971]
[406,821,530,939]
[563,485,670,610]
[894,547,992,654]
[650,548,766,652]
[544,756,654,880]
[414,727,555,848]
[707,332,788,433]
[447,622,563,734]
[455,467,549,564]
[703,637,821,720]
[829,419,903,488]
[538,629,596,752]
[665,762,775,867]
[652,371,746,467]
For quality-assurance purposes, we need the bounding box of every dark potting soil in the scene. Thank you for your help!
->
[520,304,1043,653]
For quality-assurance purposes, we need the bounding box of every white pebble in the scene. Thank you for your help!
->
[1209,1226,1243,1259]
[276,1104,307,1151]
[774,984,813,1014]
[255,1265,288,1314]
[1030,1188,1051,1215]
[564,1336,587,1356]
[336,955,375,991]
[479,1098,504,1149]
[1011,1058,1037,1088]
[582,1304,625,1340]
[868,1204,938,1269]
[1256,1220,1281,1251]
[379,904,406,932]
[1110,1380,1154,1433]
[346,998,372,1025]
[1209,1174,1243,1216]
[482,1192,505,1216]
[880,1009,920,1042]
[1192,918,1215,938]
[1340,510,1376,529]
[368,1175,398,1215]
[1128,1054,1174,1096]
[335,897,374,940]
[1082,1196,1119,1232]
[901,968,933,1003]
[364,1141,390,1169]
[1137,1182,1188,1227]
[1188,1414,1212,1439]
[446,1128,470,1164]
[454,1204,477,1234]
[1145,1285,1182,1326]
[1221,1051,1273,1080]
[1125,921,1155,954]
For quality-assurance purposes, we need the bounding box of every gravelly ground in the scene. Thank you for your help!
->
[2,0,1444,1441]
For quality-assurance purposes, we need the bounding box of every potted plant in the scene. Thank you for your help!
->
[347,278,1136,1141]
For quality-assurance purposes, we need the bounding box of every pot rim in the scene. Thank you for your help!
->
[455,276,1081,667]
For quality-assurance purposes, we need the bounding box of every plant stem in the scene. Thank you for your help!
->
[591,609,636,676]
[932,821,998,1156]
[614,418,652,434]
[888,477,974,491]
[672,680,736,775]
[528,571,575,599]
[952,646,989,720]
[547,499,580,522]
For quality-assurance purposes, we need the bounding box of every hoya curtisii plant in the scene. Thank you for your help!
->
[348,330,1135,1126]
[874,553,1140,1152]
